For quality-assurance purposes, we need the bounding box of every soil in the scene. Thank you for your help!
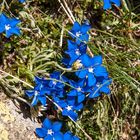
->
[0,91,41,140]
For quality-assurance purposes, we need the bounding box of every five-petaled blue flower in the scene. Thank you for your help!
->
[47,71,68,98]
[75,54,108,87]
[65,40,87,66]
[0,13,21,38]
[70,21,91,45]
[68,80,85,103]
[49,71,66,90]
[26,87,47,106]
[86,77,112,98]
[103,0,121,10]
[26,77,47,106]
[54,97,83,121]
[36,118,63,140]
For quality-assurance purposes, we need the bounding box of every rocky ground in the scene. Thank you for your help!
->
[0,91,41,140]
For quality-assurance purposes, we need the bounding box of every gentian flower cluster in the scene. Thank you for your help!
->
[0,0,121,139]
[25,21,112,140]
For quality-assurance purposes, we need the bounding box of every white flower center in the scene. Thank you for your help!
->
[77,87,82,92]
[47,129,54,135]
[75,49,81,56]
[88,67,94,73]
[52,81,57,85]
[5,24,11,31]
[96,83,100,87]
[76,31,82,37]
[66,105,73,111]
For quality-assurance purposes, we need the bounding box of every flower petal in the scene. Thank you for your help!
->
[62,109,69,116]
[5,30,12,38]
[67,40,77,50]
[38,96,46,105]
[52,122,62,132]
[43,118,52,129]
[64,132,72,140]
[80,54,91,67]
[87,73,96,87]
[71,22,81,33]
[81,23,91,34]
[0,14,8,23]
[91,55,102,66]
[35,128,47,138]
[89,91,100,98]
[53,132,63,140]
[9,19,20,27]
[77,94,85,103]
[76,69,87,79]
[100,86,110,94]
[111,0,121,6]
[68,90,77,96]
[79,34,89,42]
[103,0,111,10]
[68,110,78,121]
[9,27,20,36]
[44,135,53,140]
[94,66,108,77]
[0,25,5,33]
[74,103,83,111]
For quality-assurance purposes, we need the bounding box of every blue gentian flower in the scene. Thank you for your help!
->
[42,71,68,95]
[64,131,80,140]
[70,21,91,45]
[87,77,112,98]
[49,71,66,89]
[36,118,63,140]
[26,87,47,106]
[65,40,87,66]
[26,72,69,105]
[75,54,108,87]
[47,71,68,98]
[54,97,83,121]
[103,0,121,10]
[0,13,21,38]
[68,80,85,103]
[25,77,48,106]
[19,0,25,3]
